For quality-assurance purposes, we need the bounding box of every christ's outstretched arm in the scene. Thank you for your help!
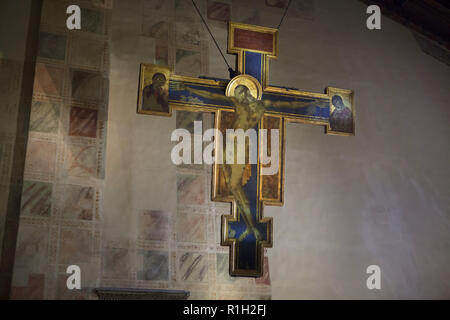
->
[170,82,231,102]
[263,99,328,114]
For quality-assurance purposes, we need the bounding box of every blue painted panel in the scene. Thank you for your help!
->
[244,51,262,83]
[263,93,330,119]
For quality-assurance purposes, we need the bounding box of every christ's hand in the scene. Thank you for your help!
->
[170,81,187,92]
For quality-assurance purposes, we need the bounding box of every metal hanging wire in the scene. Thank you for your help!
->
[277,0,292,29]
[191,0,235,78]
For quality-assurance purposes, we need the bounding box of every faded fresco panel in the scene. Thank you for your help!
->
[137,250,169,281]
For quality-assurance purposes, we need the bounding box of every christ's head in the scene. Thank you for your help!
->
[234,85,255,104]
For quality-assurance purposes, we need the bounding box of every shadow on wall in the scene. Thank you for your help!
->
[0,0,43,299]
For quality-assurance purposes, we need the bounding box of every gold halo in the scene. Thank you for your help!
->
[225,74,263,100]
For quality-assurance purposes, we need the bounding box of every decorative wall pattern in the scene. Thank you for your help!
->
[11,0,112,300]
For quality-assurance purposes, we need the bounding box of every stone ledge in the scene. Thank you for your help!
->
[94,287,190,300]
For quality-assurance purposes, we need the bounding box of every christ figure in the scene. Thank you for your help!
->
[172,82,324,241]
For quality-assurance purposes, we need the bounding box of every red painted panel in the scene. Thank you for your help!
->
[234,28,273,53]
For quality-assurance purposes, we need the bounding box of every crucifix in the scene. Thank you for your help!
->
[137,22,355,277]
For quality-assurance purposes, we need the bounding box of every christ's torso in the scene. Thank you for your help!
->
[231,99,266,130]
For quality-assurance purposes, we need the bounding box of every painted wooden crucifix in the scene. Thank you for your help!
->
[137,22,355,277]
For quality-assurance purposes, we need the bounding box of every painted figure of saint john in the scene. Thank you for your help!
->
[330,95,353,133]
